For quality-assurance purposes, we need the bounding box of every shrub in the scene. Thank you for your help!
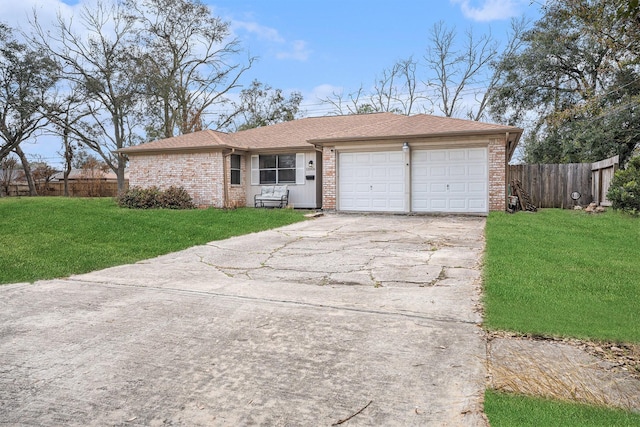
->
[607,156,640,215]
[157,186,196,209]
[117,186,195,209]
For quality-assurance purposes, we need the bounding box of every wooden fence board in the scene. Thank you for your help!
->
[509,163,593,208]
[1,180,128,198]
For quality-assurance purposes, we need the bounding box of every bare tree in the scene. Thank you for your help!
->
[425,21,498,120]
[47,86,92,196]
[126,0,254,138]
[321,57,423,116]
[0,23,58,166]
[221,80,303,131]
[31,1,142,194]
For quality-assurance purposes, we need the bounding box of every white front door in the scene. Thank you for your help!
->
[338,151,405,212]
[411,148,488,213]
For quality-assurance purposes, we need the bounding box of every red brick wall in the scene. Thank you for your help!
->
[128,151,224,207]
[488,139,506,212]
[322,146,336,210]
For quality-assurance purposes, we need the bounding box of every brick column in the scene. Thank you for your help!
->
[322,146,336,210]
[488,139,506,211]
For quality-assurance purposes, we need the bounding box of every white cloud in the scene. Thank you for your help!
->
[230,18,310,62]
[276,40,311,61]
[2,0,77,32]
[308,84,343,101]
[231,20,285,43]
[451,0,521,22]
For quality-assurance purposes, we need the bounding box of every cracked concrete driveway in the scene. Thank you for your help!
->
[1,214,487,426]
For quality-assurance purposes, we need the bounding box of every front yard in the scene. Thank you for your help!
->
[2,199,639,424]
[484,209,640,426]
[484,209,639,343]
[0,197,306,284]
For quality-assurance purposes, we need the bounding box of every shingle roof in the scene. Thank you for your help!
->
[119,113,522,154]
[119,129,230,153]
[308,114,522,143]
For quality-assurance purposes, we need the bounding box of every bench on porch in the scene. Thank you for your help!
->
[254,185,289,208]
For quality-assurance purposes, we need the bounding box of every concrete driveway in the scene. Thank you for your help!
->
[0,214,487,426]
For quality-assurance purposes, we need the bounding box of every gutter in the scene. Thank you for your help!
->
[222,148,236,209]
[307,127,524,145]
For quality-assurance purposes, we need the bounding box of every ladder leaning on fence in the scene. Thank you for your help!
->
[509,179,537,212]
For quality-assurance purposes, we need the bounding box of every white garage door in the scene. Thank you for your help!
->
[339,151,405,212]
[412,148,488,213]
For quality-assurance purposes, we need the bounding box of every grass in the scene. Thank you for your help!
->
[484,209,640,343]
[484,390,640,427]
[0,197,307,284]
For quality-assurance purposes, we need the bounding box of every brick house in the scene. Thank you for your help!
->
[119,113,522,213]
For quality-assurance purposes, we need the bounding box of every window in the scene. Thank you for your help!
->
[230,154,241,185]
[258,154,296,184]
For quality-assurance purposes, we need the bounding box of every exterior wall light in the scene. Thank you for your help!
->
[402,142,410,152]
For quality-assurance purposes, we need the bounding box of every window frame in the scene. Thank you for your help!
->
[230,154,241,185]
[258,154,296,185]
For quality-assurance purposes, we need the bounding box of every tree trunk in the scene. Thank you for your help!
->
[63,129,72,197]
[14,146,37,196]
[116,153,127,195]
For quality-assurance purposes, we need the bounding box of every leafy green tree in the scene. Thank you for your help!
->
[223,80,302,131]
[489,0,639,164]
[608,156,640,214]
[31,1,142,194]
[0,23,59,163]
[125,0,253,138]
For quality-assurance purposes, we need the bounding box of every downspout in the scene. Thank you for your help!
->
[222,148,235,208]
[505,132,510,212]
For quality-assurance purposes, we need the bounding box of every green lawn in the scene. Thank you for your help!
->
[484,209,640,425]
[484,390,640,427]
[484,209,640,343]
[0,197,307,284]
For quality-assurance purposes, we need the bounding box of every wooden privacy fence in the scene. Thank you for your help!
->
[591,155,619,206]
[508,155,619,209]
[1,180,128,198]
[509,163,592,208]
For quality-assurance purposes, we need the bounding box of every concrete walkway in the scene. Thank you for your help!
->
[0,214,488,426]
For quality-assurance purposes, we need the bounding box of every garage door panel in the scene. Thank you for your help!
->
[449,183,466,192]
[448,150,466,161]
[412,147,488,213]
[430,151,447,161]
[339,151,405,212]
[450,165,466,176]
[449,199,467,209]
[469,182,486,192]
[468,148,487,160]
[430,183,447,193]
[469,199,486,209]
[468,164,486,176]
[430,166,447,177]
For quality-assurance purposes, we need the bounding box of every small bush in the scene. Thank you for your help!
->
[607,156,640,215]
[157,186,196,209]
[117,186,195,209]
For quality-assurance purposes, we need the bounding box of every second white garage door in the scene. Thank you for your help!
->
[412,148,488,213]
[339,151,405,212]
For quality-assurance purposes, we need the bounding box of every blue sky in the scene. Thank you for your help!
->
[2,0,543,166]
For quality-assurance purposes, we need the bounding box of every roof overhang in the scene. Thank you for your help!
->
[117,144,238,155]
[308,128,523,159]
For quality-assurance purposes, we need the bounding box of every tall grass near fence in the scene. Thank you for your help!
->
[484,209,640,343]
[0,197,306,284]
